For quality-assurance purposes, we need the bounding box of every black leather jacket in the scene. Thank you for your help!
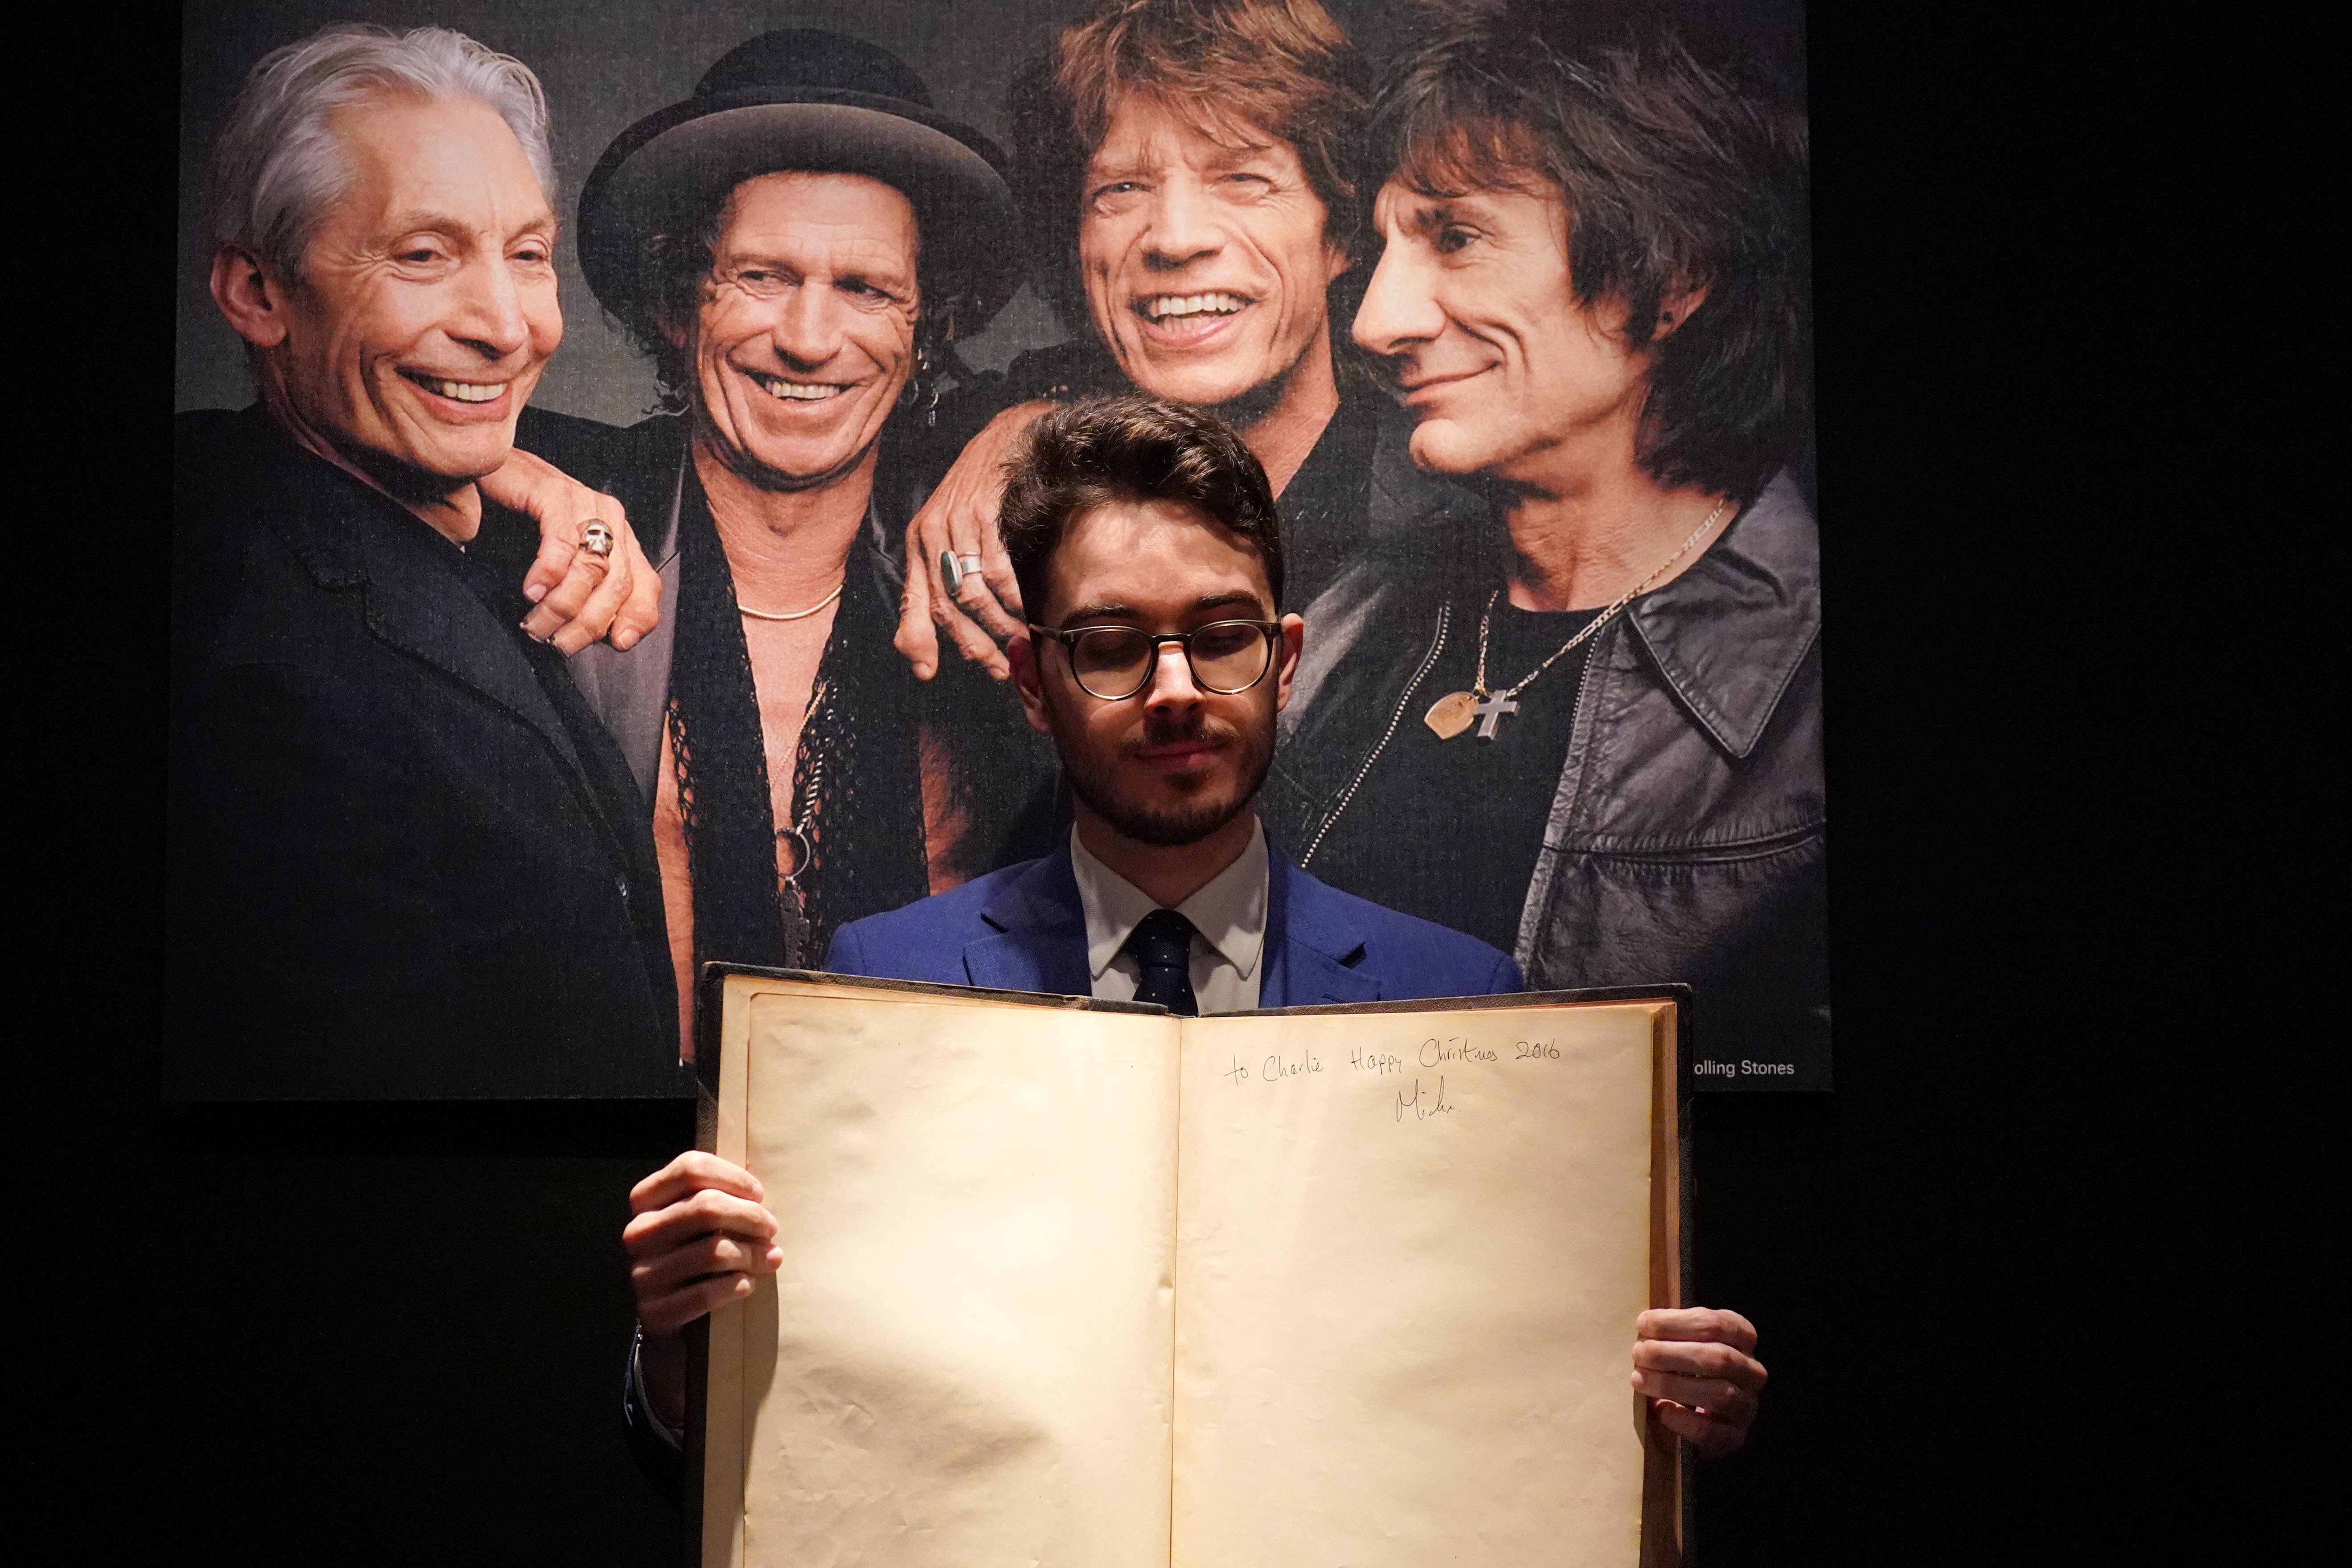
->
[1266,473,1830,1086]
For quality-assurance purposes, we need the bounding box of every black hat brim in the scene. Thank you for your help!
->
[577,89,1020,336]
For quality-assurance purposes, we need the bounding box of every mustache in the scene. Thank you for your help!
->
[1121,710,1241,756]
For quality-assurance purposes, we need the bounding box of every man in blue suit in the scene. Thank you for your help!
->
[827,392,1520,1011]
[622,395,1765,1484]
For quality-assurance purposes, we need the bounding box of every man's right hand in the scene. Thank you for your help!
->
[479,447,664,655]
[626,1152,782,1430]
[627,1151,782,1332]
[893,400,1053,681]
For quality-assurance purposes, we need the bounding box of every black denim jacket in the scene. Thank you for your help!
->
[1266,473,1830,1084]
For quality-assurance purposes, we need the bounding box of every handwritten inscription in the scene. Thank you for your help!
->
[1225,1049,1330,1086]
[1394,1075,1454,1122]
[1264,1048,1323,1082]
[1224,1035,1567,1126]
[1420,1036,1498,1068]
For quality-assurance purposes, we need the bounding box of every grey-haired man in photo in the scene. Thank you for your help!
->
[172,25,679,1097]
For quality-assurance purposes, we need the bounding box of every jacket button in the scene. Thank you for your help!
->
[615,874,631,902]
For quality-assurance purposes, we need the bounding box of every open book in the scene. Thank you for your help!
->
[688,968,1689,1568]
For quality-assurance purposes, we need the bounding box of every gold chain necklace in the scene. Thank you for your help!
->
[1423,496,1730,741]
[737,579,844,622]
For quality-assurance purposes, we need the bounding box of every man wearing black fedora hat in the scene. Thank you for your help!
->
[508,29,1064,1055]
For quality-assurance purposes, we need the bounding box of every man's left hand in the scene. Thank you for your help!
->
[1632,1306,1766,1457]
[480,447,663,655]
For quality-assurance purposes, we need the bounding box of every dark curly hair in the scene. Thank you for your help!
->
[1006,0,1373,340]
[1371,2,1812,500]
[998,393,1285,616]
[613,180,995,414]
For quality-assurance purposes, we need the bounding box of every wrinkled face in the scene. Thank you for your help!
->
[271,93,561,486]
[1016,498,1302,847]
[1079,94,1347,409]
[1353,177,1653,483]
[689,172,920,489]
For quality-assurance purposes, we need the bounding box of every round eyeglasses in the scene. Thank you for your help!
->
[1027,619,1282,701]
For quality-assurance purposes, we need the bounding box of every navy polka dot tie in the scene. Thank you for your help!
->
[1124,909,1199,1016]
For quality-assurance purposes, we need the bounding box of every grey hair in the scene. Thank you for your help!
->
[210,24,556,283]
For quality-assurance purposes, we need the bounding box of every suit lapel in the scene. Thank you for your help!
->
[238,426,630,864]
[352,514,588,782]
[1266,940,1382,1007]
[966,848,1094,996]
[950,844,1389,1007]
[1261,857,1381,1007]
[961,930,1093,995]
[255,446,586,787]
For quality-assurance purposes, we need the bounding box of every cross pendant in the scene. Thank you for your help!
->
[1472,692,1518,739]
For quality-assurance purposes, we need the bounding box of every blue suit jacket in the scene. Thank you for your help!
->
[824,840,1523,1006]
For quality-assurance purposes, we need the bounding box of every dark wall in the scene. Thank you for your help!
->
[158,1103,695,1561]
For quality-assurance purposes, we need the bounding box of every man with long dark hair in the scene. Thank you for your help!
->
[1269,7,1828,1084]
[512,30,1064,1053]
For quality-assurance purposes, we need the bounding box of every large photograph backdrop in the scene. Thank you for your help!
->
[171,0,1825,1099]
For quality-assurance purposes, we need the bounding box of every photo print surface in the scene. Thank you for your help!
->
[170,0,1826,1097]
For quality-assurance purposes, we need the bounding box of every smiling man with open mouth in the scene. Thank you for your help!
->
[496,28,1062,1074]
[891,0,1474,685]
[688,170,922,495]
[173,25,683,1101]
[1082,97,1341,421]
[242,83,560,512]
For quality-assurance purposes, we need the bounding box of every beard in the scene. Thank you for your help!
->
[1060,704,1275,848]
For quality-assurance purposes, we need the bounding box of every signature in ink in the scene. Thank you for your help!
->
[1394,1075,1454,1123]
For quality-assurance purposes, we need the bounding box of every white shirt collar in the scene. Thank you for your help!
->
[1070,819,1270,983]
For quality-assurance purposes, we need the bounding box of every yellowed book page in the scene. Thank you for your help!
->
[719,982,1180,1568]
[1170,1002,1665,1568]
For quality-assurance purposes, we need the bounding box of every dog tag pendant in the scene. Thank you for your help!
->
[1424,690,1480,740]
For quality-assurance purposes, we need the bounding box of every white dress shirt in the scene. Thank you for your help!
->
[1069,819,1270,1013]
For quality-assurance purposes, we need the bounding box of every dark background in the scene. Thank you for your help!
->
[47,0,2247,1561]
